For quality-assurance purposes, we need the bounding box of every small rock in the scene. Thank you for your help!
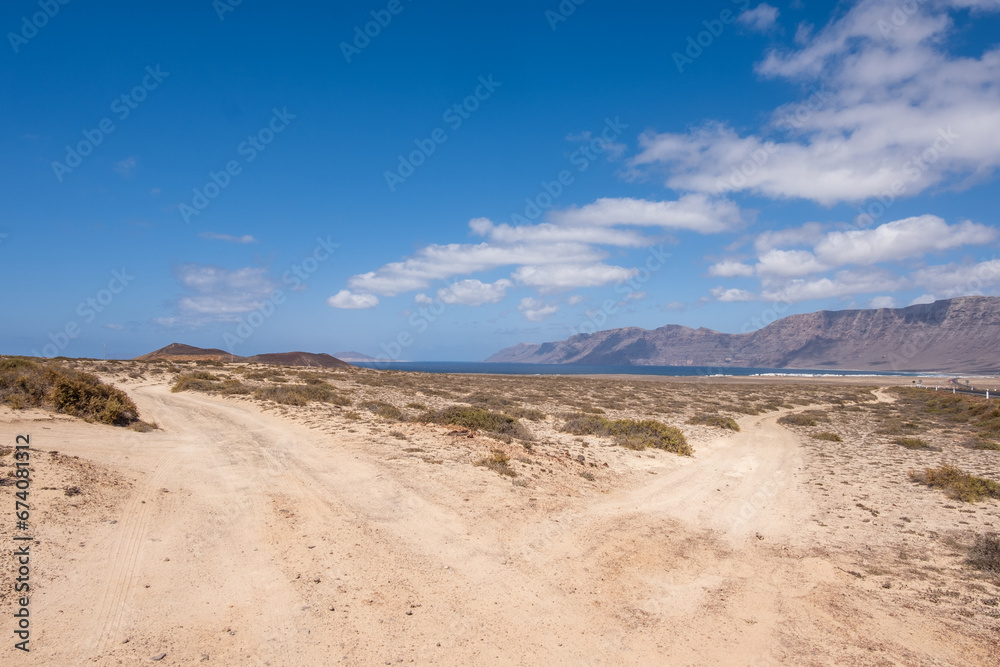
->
[200,655,210,662]
[151,653,166,661]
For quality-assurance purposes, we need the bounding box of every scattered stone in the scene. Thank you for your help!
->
[151,653,166,661]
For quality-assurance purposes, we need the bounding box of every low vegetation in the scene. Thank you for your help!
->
[171,371,350,407]
[687,413,740,431]
[0,357,145,427]
[421,406,532,441]
[361,400,406,421]
[968,533,1000,573]
[909,464,1000,503]
[561,414,691,455]
[894,436,932,450]
[475,449,517,477]
[777,410,831,427]
[811,431,843,442]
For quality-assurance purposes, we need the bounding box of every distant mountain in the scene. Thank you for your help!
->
[135,343,234,362]
[245,351,350,368]
[485,296,1000,374]
[333,351,380,362]
[136,344,351,368]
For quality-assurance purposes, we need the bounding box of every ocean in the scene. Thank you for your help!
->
[351,361,919,377]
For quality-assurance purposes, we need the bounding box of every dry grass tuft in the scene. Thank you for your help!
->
[561,414,691,455]
[895,436,932,450]
[909,464,1000,503]
[422,406,532,441]
[968,533,1000,573]
[687,413,740,431]
[475,450,517,477]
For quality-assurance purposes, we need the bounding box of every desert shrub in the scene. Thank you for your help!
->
[687,414,740,431]
[171,372,220,393]
[561,414,691,455]
[463,392,517,410]
[0,357,143,426]
[778,410,830,427]
[967,439,1000,451]
[475,450,516,477]
[361,400,406,421]
[579,470,596,481]
[254,383,351,407]
[909,465,1000,503]
[968,533,1000,573]
[811,432,843,442]
[507,406,546,421]
[422,406,531,440]
[778,413,816,426]
[406,402,427,410]
[895,437,931,449]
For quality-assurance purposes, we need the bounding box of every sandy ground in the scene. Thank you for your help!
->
[1,372,998,666]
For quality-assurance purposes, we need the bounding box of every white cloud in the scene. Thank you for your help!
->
[328,290,379,309]
[739,3,780,32]
[761,269,908,303]
[550,194,744,233]
[470,218,650,247]
[709,259,755,277]
[347,241,606,296]
[630,0,1000,204]
[414,293,433,305]
[172,264,276,322]
[663,301,685,311]
[114,156,137,177]
[912,259,1000,296]
[512,263,637,292]
[200,232,258,244]
[754,222,826,252]
[710,287,758,302]
[103,323,125,331]
[755,248,827,277]
[567,295,585,306]
[910,293,937,305]
[436,279,512,306]
[813,216,996,266]
[518,297,559,322]
[333,194,747,307]
[625,291,647,301]
[868,296,897,309]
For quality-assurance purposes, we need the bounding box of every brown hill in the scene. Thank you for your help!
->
[245,352,350,368]
[135,344,350,369]
[135,343,235,362]
[486,296,1000,374]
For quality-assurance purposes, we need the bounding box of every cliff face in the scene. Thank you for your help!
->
[485,296,1000,373]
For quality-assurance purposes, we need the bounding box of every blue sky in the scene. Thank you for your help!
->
[3,0,999,361]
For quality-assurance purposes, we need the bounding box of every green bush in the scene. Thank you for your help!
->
[422,406,531,440]
[561,414,691,455]
[361,400,406,421]
[0,357,142,426]
[687,414,740,431]
[910,465,1000,503]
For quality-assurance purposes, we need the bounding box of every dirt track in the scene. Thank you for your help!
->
[4,382,997,665]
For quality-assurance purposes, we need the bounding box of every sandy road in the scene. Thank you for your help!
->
[12,384,995,665]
